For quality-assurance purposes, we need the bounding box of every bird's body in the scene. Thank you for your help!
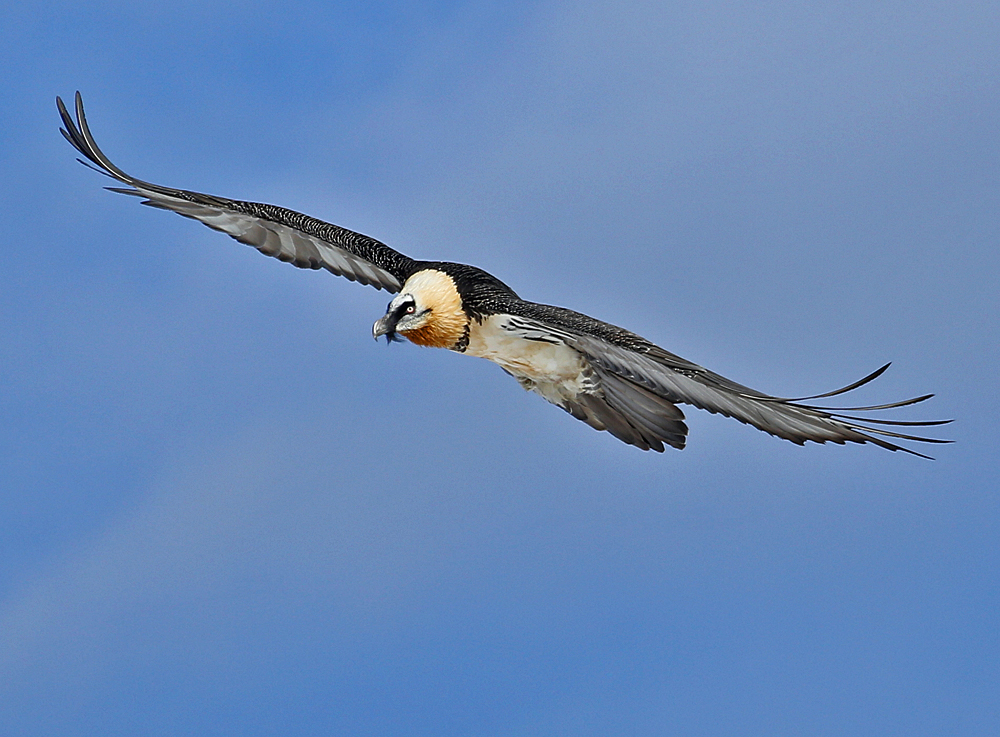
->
[58,93,950,457]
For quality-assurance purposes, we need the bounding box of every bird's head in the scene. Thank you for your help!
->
[372,269,468,349]
[372,292,427,343]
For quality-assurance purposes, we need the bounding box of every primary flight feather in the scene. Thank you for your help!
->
[58,92,950,457]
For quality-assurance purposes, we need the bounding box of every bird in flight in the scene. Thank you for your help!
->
[58,92,950,458]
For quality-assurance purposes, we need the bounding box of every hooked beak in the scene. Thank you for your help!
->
[372,313,402,344]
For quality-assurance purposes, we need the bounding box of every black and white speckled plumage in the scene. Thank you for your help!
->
[59,92,951,457]
[217,199,417,282]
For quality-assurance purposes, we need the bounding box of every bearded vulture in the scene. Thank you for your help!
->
[58,92,950,457]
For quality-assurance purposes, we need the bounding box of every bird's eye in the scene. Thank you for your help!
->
[405,304,415,314]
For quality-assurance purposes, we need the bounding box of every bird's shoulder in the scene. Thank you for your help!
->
[490,299,718,381]
[499,300,652,351]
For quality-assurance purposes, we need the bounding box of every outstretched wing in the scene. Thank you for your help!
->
[500,308,951,458]
[58,92,415,292]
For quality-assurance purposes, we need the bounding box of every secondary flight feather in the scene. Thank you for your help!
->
[58,92,951,457]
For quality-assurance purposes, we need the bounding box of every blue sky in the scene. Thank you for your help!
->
[1,1,997,734]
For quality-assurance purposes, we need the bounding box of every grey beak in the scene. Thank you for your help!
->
[372,313,398,343]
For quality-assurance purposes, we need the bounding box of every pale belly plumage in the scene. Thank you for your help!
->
[463,315,593,406]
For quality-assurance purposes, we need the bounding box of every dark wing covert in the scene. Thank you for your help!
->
[58,92,414,292]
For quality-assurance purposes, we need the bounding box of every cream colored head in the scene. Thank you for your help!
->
[371,269,468,349]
